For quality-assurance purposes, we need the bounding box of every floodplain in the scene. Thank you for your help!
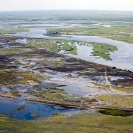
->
[0,10,133,132]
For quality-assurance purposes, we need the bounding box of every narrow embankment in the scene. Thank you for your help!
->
[0,93,18,98]
[0,93,133,112]
[26,97,133,111]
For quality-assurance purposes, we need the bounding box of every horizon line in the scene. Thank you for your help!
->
[0,9,133,12]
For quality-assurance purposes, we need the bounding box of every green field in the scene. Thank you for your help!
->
[0,29,29,35]
[0,113,133,133]
[46,25,133,44]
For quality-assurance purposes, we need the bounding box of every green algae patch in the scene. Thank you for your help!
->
[0,113,133,133]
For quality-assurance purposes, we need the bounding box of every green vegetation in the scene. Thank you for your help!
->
[0,29,29,35]
[113,86,133,93]
[108,36,133,44]
[28,39,58,52]
[45,27,93,36]
[34,88,66,99]
[90,42,118,60]
[98,94,133,108]
[34,88,98,103]
[46,25,133,44]
[61,40,72,51]
[46,28,83,35]
[0,113,133,133]
[0,69,41,85]
[0,48,26,55]
[68,46,77,55]
[0,11,133,133]
[34,88,76,100]
[28,39,77,55]
[99,109,133,117]
[37,59,64,67]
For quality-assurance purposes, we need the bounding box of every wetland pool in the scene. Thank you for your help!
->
[0,97,95,120]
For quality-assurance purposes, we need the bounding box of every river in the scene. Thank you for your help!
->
[14,27,133,71]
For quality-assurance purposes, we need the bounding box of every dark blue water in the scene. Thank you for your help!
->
[0,97,78,120]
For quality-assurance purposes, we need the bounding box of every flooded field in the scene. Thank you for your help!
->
[14,27,133,71]
[0,11,133,124]
[0,97,95,120]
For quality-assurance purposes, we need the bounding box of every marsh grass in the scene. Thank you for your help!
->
[99,109,133,117]
[114,86,133,93]
[28,39,77,54]
[0,113,133,133]
[0,69,41,85]
[0,48,25,55]
[0,29,29,35]
[34,88,76,100]
[89,42,118,60]
[98,94,133,108]
[46,25,133,44]
[68,46,77,55]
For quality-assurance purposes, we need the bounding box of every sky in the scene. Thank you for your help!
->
[0,0,133,11]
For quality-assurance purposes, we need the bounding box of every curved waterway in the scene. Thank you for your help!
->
[15,28,133,71]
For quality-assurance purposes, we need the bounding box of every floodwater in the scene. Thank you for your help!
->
[44,71,126,97]
[16,38,28,44]
[67,36,133,71]
[0,97,93,120]
[15,27,133,71]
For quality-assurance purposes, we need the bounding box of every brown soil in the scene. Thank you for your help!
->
[0,93,18,98]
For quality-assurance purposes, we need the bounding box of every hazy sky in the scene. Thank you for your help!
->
[0,0,133,11]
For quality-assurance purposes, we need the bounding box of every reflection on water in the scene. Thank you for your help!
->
[0,97,89,120]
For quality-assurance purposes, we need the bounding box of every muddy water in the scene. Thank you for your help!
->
[15,28,133,71]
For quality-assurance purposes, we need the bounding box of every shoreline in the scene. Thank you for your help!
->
[26,97,133,111]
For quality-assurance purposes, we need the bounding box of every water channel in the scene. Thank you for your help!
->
[15,27,133,71]
[3,27,133,120]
